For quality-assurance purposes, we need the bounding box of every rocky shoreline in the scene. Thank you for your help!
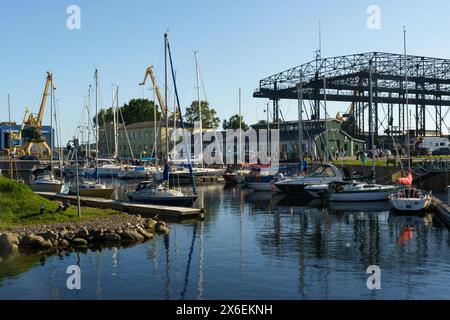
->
[0,214,169,256]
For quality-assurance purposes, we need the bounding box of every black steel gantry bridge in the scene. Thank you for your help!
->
[254,52,450,140]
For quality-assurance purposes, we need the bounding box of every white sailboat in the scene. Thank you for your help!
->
[127,34,197,207]
[388,28,432,213]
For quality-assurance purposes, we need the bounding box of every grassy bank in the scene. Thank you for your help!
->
[0,177,120,229]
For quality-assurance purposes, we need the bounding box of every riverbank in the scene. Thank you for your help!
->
[0,177,169,255]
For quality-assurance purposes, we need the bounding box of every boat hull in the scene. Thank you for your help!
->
[247,182,274,191]
[69,187,115,199]
[31,183,64,193]
[389,197,432,213]
[329,190,391,202]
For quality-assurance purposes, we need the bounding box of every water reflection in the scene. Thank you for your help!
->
[0,185,449,299]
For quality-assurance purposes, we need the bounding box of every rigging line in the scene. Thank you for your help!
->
[167,37,197,194]
[118,105,135,160]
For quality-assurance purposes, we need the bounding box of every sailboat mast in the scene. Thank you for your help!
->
[50,77,54,174]
[239,87,242,162]
[95,69,99,182]
[8,94,13,180]
[404,27,411,172]
[369,67,376,179]
[87,85,92,161]
[297,72,303,162]
[323,77,329,162]
[164,33,169,165]
[194,51,203,166]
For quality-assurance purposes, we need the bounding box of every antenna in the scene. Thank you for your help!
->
[318,20,322,59]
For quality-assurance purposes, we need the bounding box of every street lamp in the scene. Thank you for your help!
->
[67,138,81,219]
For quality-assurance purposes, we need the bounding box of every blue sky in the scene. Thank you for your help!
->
[1,0,450,144]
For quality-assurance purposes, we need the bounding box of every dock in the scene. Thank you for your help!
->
[35,192,205,219]
[431,196,450,228]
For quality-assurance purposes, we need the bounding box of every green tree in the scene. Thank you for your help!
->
[222,114,249,131]
[185,100,220,129]
[96,99,162,127]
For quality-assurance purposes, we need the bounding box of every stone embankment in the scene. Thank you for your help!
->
[0,214,169,255]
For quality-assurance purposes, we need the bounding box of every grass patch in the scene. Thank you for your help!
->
[0,176,120,229]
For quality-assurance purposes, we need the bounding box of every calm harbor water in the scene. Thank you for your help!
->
[1,183,450,300]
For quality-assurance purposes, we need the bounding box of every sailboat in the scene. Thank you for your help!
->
[389,28,432,213]
[30,73,64,193]
[127,33,197,207]
[69,70,115,199]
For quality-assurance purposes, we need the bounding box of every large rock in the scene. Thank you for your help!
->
[144,219,157,230]
[21,235,53,249]
[104,233,121,242]
[71,238,88,246]
[155,222,169,234]
[0,233,20,247]
[0,234,19,255]
[121,229,144,241]
[137,228,154,240]
[76,228,89,239]
[63,232,75,241]
[42,231,58,241]
[59,239,70,247]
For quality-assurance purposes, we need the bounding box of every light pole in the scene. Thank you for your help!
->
[68,138,81,219]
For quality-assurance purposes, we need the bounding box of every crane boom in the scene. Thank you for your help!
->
[37,72,55,127]
[139,66,167,115]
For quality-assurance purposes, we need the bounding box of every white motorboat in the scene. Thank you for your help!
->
[388,187,432,213]
[68,181,115,199]
[274,164,344,195]
[328,181,399,202]
[127,182,197,207]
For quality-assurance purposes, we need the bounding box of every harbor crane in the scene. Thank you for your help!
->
[21,71,54,157]
[6,107,30,155]
[139,66,168,116]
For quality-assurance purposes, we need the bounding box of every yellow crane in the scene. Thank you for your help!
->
[139,66,167,115]
[6,107,30,155]
[21,71,55,157]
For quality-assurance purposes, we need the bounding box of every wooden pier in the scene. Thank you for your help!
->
[35,192,205,219]
[431,196,450,228]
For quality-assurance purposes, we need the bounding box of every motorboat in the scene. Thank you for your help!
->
[274,163,344,195]
[328,181,399,202]
[389,187,432,213]
[127,182,197,207]
[117,165,155,179]
[68,180,115,199]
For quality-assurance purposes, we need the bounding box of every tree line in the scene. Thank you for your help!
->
[96,98,249,130]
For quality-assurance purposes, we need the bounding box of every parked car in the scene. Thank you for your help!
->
[432,147,450,156]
